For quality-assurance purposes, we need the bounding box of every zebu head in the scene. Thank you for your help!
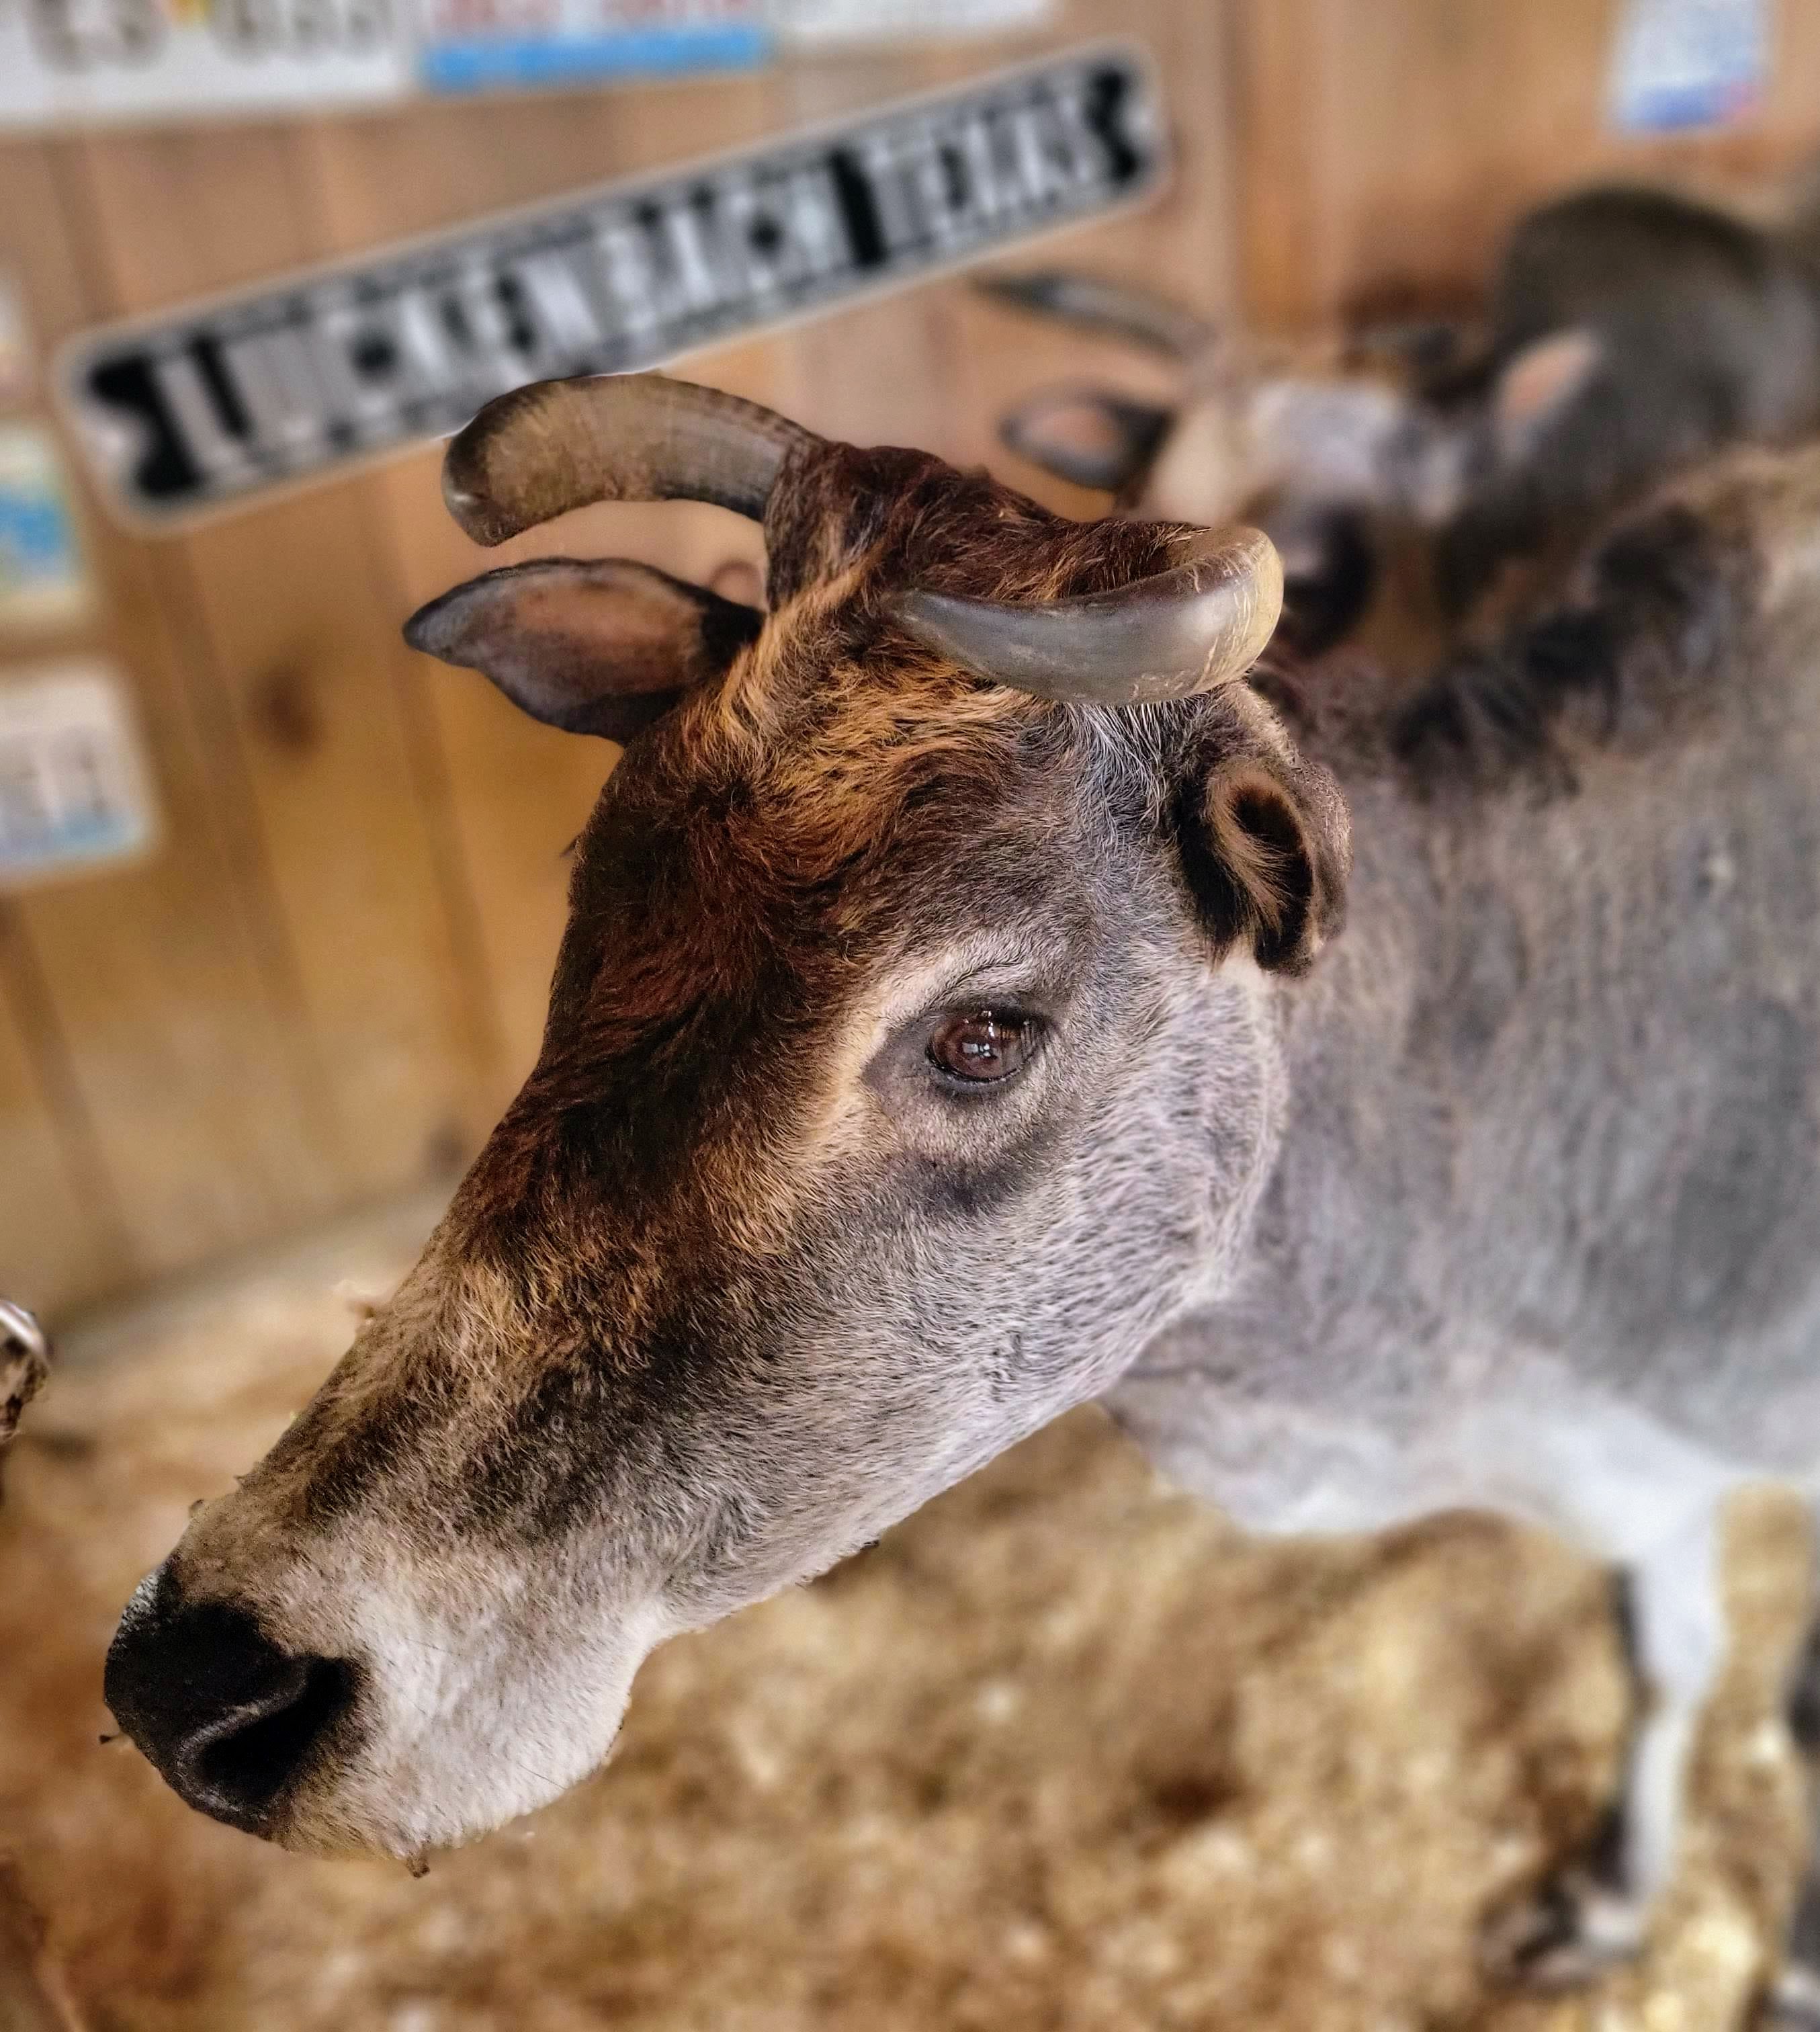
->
[104,374,1346,1860]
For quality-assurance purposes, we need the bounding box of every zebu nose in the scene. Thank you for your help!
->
[104,1563,359,1836]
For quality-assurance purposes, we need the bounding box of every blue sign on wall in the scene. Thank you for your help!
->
[416,1,771,95]
[1609,0,1768,133]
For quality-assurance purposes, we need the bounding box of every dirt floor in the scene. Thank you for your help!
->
[1,1196,1815,2031]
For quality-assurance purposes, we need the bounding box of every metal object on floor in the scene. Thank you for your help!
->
[0,1300,50,1446]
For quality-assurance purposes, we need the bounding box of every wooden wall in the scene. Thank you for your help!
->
[1230,0,1820,325]
[4,0,1820,1322]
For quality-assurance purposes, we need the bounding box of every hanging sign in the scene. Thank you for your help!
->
[0,660,158,889]
[1608,0,1769,133]
[59,42,1166,532]
[0,0,411,128]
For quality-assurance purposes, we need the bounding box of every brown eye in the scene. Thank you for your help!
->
[926,1009,1039,1085]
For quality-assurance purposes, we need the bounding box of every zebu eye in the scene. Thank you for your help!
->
[926,1009,1040,1085]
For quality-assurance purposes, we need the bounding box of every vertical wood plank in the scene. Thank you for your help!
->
[66,126,496,1199]
[1,138,341,1287]
[0,906,119,1315]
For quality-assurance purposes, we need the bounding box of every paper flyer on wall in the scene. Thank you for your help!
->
[0,660,159,890]
[0,0,411,126]
[1608,0,1768,132]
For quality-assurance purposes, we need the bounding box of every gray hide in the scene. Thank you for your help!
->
[1117,441,1820,1984]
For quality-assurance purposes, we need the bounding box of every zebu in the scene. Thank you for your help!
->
[103,372,1820,2015]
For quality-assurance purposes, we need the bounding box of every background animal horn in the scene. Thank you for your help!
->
[891,529,1283,707]
[972,271,1217,360]
[442,373,821,546]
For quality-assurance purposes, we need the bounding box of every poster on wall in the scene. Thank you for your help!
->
[59,42,1166,531]
[0,660,158,890]
[1608,0,1769,132]
[0,0,412,127]
[0,425,93,630]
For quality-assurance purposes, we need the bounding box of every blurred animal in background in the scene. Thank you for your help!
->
[977,265,1468,657]
[101,370,1820,2027]
[982,172,1820,650]
[1446,179,1820,605]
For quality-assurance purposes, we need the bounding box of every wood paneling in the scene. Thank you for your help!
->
[0,904,119,1314]
[7,0,1820,1319]
[68,128,491,1198]
[1,139,341,1295]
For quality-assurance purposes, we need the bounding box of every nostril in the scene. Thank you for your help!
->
[179,1654,355,1828]
[105,1575,360,1836]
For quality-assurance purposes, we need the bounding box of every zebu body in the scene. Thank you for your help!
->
[101,377,1820,2012]
[1131,467,1820,1529]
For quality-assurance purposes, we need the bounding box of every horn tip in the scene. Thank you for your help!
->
[442,382,556,545]
[1223,526,1285,677]
[440,472,519,548]
[1252,525,1286,628]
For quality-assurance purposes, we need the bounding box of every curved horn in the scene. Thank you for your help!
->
[973,271,1217,361]
[443,373,820,546]
[892,529,1283,706]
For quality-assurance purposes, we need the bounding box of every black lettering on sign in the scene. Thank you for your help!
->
[59,42,1166,530]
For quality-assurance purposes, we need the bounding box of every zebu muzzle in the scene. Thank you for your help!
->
[105,1562,361,1838]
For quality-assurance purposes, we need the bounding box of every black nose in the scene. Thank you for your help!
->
[104,1564,358,1836]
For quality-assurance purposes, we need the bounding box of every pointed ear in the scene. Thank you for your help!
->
[999,385,1175,494]
[403,557,763,741]
[1177,741,1350,974]
[1492,327,1602,466]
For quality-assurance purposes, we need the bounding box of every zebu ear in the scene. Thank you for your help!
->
[404,557,763,741]
[1176,737,1350,975]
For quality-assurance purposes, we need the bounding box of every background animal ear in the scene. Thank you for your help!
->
[403,556,763,741]
[1491,327,1602,466]
[999,385,1176,494]
[1177,748,1350,974]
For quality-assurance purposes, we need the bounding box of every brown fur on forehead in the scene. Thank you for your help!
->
[762,439,1206,607]
[539,440,1230,982]
[506,444,1281,1131]
[669,443,1246,878]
